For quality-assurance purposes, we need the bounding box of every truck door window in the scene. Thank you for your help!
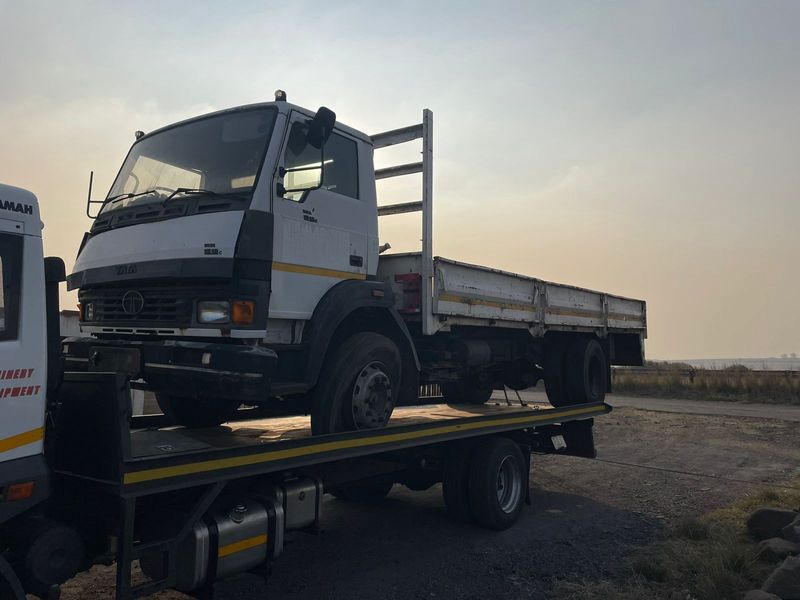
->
[283,124,359,201]
[323,133,358,199]
[0,234,23,341]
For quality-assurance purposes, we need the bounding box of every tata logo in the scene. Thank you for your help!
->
[117,264,138,276]
[121,290,145,315]
[0,198,34,215]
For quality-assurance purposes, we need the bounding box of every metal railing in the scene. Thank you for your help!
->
[371,110,435,335]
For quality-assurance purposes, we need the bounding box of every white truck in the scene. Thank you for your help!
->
[0,181,611,599]
[66,92,647,431]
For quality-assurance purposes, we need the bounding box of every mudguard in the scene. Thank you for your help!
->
[301,279,420,389]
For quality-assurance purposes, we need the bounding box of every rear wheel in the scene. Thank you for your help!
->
[441,372,493,405]
[544,338,569,407]
[468,437,527,530]
[311,332,401,435]
[565,338,607,404]
[156,394,241,427]
[545,337,607,406]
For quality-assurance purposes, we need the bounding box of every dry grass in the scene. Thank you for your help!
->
[553,478,800,600]
[612,365,800,405]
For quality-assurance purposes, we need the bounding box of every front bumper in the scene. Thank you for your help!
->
[62,337,277,402]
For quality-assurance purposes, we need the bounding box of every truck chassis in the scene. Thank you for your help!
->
[11,371,609,599]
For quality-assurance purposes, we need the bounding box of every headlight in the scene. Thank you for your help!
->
[84,303,95,321]
[197,301,230,324]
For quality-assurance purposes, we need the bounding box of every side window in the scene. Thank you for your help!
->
[322,133,358,199]
[0,234,23,342]
[282,122,359,201]
[283,122,323,202]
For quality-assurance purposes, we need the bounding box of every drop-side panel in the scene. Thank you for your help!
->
[377,253,646,335]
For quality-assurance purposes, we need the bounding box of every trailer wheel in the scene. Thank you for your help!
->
[156,394,241,427]
[311,332,401,434]
[565,338,607,404]
[441,372,493,405]
[442,441,475,523]
[468,437,526,530]
[328,477,394,502]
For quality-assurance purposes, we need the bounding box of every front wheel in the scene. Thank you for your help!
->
[311,332,401,435]
[156,394,241,428]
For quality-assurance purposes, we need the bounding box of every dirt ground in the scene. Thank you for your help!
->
[57,398,800,599]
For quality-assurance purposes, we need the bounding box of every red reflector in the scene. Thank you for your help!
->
[6,481,35,501]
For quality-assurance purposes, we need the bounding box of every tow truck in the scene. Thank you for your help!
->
[66,92,646,431]
[0,182,609,598]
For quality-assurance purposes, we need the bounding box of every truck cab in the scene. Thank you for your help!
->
[68,95,417,429]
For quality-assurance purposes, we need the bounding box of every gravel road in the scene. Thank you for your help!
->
[58,395,800,599]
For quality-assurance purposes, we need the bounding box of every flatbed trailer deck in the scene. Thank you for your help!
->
[46,372,609,599]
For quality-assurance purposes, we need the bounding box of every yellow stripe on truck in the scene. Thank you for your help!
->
[218,533,268,558]
[0,427,44,453]
[272,261,366,280]
[438,292,535,313]
[123,405,602,485]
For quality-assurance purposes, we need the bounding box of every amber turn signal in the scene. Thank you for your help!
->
[231,300,255,325]
[6,481,35,501]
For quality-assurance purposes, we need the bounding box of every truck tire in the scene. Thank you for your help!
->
[441,373,493,405]
[156,394,241,428]
[442,441,475,523]
[0,555,25,600]
[544,338,570,407]
[328,477,394,502]
[565,338,607,404]
[468,437,526,530]
[311,332,401,435]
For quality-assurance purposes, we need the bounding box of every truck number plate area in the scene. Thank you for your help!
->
[88,346,142,376]
[551,435,567,450]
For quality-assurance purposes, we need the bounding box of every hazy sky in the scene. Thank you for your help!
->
[1,1,798,359]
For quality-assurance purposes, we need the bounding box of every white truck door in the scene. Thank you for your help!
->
[269,113,369,320]
[0,224,47,461]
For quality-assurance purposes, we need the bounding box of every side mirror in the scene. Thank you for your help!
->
[306,106,336,149]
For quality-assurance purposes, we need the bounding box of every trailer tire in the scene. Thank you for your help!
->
[565,338,607,404]
[468,437,526,530]
[328,477,394,502]
[311,332,401,435]
[441,373,493,405]
[442,441,475,523]
[156,394,241,428]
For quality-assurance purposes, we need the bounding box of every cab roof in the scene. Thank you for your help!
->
[0,183,42,236]
[138,101,373,145]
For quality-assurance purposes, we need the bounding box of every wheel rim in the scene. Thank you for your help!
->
[496,455,522,514]
[351,361,394,429]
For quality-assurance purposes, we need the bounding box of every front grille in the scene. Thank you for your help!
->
[80,287,196,325]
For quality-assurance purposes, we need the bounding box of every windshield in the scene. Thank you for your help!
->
[102,107,277,214]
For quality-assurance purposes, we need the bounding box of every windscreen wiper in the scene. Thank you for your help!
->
[161,188,249,206]
[104,189,161,207]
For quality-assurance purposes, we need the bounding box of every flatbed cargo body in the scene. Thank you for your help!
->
[52,372,609,496]
[379,253,647,335]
